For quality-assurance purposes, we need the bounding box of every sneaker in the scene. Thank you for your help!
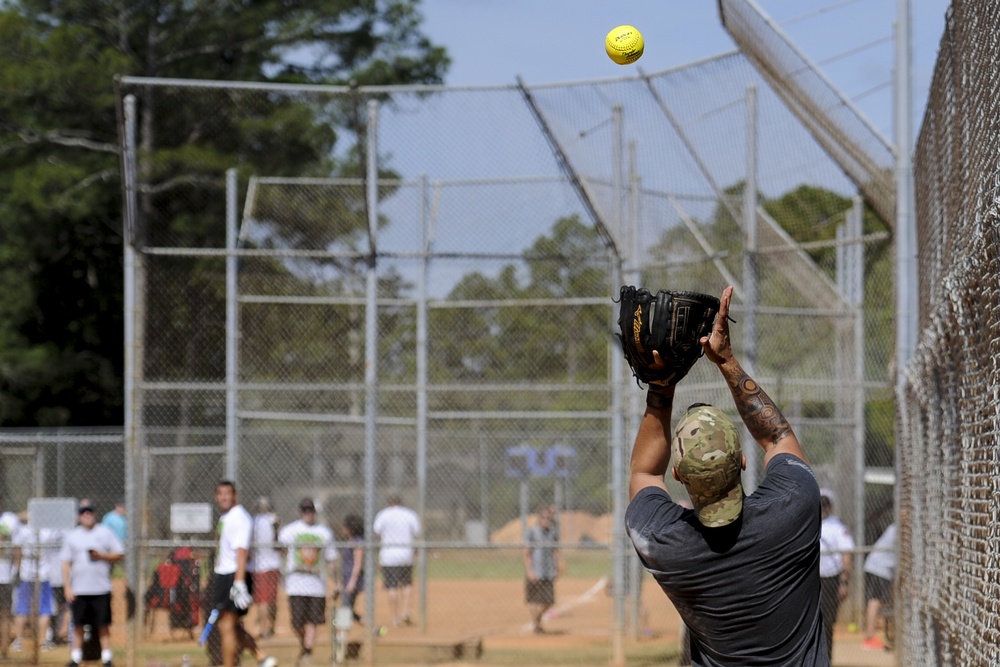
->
[862,636,886,651]
[66,661,80,667]
[295,650,312,667]
[102,660,114,667]
[41,641,56,652]
[10,640,23,653]
[259,656,278,667]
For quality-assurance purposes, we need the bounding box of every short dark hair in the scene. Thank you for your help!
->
[344,514,364,538]
[216,479,236,492]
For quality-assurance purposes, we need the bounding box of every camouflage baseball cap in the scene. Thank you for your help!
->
[671,405,744,527]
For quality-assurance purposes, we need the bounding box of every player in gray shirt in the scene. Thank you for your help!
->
[626,286,827,666]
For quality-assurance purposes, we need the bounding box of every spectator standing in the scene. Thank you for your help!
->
[99,501,130,619]
[11,514,58,653]
[339,515,365,624]
[46,526,70,646]
[99,503,127,544]
[60,500,124,667]
[0,506,20,658]
[861,521,897,651]
[209,480,277,667]
[373,495,420,627]
[522,505,560,634]
[625,285,829,664]
[249,497,281,639]
[818,490,854,661]
[277,499,337,666]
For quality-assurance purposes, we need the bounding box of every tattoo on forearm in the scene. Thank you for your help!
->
[728,370,792,447]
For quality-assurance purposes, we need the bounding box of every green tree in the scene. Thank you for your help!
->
[430,215,614,519]
[0,0,450,426]
[433,215,610,399]
[644,181,895,465]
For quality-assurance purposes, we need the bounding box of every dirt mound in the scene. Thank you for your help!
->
[490,511,612,544]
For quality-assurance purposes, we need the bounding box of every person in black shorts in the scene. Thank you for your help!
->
[211,481,277,667]
[372,496,420,627]
[60,501,124,667]
[625,286,829,665]
[276,498,337,666]
[523,506,560,633]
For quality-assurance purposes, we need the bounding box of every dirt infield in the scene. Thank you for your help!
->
[55,562,885,667]
[127,574,683,666]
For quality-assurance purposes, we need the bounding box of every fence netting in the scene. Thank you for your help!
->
[899,1,1000,665]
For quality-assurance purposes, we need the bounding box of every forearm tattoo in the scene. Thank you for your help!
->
[727,368,792,447]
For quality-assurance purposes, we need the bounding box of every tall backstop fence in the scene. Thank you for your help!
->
[1,48,897,665]
[112,52,895,664]
[898,1,1000,665]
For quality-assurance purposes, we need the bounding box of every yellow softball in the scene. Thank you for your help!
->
[605,25,644,65]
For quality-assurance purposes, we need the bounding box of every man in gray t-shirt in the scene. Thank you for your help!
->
[625,286,828,666]
[522,506,560,634]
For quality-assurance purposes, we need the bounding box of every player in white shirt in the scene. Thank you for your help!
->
[211,480,277,667]
[11,517,62,654]
[60,500,123,667]
[45,526,69,646]
[373,494,421,627]
[277,499,337,666]
[0,508,20,658]
[818,490,855,662]
[248,497,281,639]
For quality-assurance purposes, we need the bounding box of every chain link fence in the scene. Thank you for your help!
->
[899,1,1000,664]
[0,47,897,665]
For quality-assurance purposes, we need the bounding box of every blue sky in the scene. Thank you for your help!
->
[419,0,951,143]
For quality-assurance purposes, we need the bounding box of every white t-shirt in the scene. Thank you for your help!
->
[373,505,420,567]
[819,515,855,578]
[46,528,67,586]
[249,512,282,573]
[59,524,124,595]
[864,522,897,580]
[0,511,21,584]
[215,505,253,575]
[278,520,337,597]
[14,525,63,582]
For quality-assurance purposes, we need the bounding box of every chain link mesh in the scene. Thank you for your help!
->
[900,1,1000,664]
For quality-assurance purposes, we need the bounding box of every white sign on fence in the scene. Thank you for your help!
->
[170,503,213,534]
[28,498,78,530]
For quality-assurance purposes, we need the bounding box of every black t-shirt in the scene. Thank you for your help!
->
[626,453,828,667]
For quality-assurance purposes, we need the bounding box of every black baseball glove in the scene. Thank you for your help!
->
[615,286,721,388]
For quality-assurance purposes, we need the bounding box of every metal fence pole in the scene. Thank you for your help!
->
[121,93,141,667]
[226,168,239,482]
[362,98,380,666]
[417,173,429,633]
[743,84,760,491]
